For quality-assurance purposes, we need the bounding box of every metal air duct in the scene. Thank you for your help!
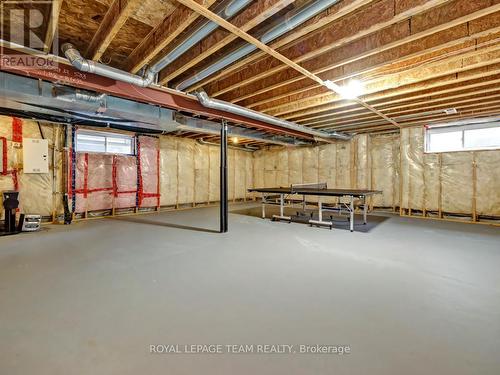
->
[177,0,341,90]
[194,90,352,141]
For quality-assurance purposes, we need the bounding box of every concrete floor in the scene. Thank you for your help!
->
[1,204,499,375]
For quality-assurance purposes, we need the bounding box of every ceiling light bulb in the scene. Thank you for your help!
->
[338,79,364,99]
[232,137,239,144]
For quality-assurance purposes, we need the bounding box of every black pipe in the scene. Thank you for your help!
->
[220,120,228,233]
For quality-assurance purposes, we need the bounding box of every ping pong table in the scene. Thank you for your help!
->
[248,183,382,232]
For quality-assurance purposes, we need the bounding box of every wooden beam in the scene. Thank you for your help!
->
[285,66,500,121]
[297,75,500,124]
[85,0,142,60]
[124,0,218,74]
[344,107,500,133]
[158,0,295,85]
[197,0,454,96]
[323,96,500,129]
[240,25,500,108]
[174,0,401,128]
[218,3,500,105]
[308,90,500,127]
[179,0,376,91]
[267,46,500,117]
[43,0,63,53]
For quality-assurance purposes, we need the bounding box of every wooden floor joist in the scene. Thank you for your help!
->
[158,0,295,85]
[175,0,401,128]
[294,77,500,124]
[123,0,218,74]
[264,42,500,117]
[225,4,500,109]
[205,0,455,98]
[242,26,500,109]
[85,0,142,60]
[180,0,377,92]
[43,0,63,53]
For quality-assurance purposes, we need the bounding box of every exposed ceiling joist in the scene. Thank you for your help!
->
[207,0,454,98]
[174,0,401,128]
[124,0,218,74]
[184,0,377,92]
[158,0,295,85]
[239,24,500,109]
[85,0,143,60]
[43,0,63,53]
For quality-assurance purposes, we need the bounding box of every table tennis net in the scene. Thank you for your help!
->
[290,182,327,191]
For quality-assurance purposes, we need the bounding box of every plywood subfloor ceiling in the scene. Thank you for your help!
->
[6,0,500,137]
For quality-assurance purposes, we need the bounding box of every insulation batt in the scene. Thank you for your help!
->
[1,115,499,220]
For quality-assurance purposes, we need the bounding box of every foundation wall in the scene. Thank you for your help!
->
[255,130,500,222]
[0,116,253,221]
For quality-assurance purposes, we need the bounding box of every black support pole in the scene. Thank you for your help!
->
[220,120,228,233]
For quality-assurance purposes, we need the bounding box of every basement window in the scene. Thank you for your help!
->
[76,130,135,155]
[425,120,500,153]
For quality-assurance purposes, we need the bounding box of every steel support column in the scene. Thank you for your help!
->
[220,120,228,233]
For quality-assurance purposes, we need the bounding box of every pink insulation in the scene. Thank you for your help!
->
[74,153,113,212]
[114,156,137,209]
[73,135,159,213]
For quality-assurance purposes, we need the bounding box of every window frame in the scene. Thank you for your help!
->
[75,129,136,156]
[424,118,500,154]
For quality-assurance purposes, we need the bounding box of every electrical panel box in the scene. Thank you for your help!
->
[23,138,49,174]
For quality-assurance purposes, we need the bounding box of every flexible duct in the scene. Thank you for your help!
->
[194,90,352,141]
[177,0,341,90]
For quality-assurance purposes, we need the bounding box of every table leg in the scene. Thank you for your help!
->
[261,193,266,218]
[272,193,291,222]
[363,196,368,225]
[350,195,354,232]
[309,197,333,228]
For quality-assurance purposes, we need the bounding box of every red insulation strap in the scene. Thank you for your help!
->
[12,117,23,144]
[75,187,113,194]
[112,155,118,197]
[156,148,160,207]
[142,193,160,198]
[83,153,89,198]
[1,137,7,175]
[137,138,143,207]
[11,169,19,191]
[117,190,137,194]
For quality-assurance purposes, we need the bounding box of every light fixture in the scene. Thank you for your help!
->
[232,137,239,144]
[324,79,364,100]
